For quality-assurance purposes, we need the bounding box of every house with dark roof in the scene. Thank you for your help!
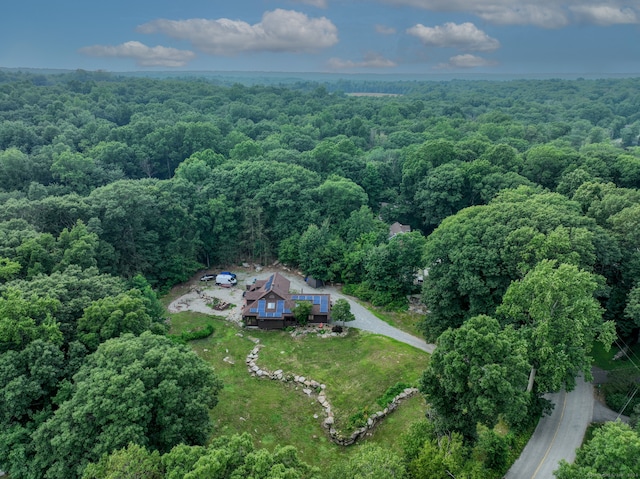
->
[389,221,411,237]
[242,272,331,329]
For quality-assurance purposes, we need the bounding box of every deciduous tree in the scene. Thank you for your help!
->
[329,443,406,479]
[420,315,530,439]
[497,260,615,393]
[421,186,613,340]
[554,421,640,478]
[331,298,355,326]
[29,332,222,479]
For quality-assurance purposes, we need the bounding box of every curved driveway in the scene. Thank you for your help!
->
[322,284,435,354]
[322,279,596,478]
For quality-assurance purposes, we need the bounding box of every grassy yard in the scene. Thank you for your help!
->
[168,311,430,470]
[591,339,640,370]
[358,303,425,339]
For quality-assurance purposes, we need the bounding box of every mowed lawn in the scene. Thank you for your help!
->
[168,311,429,469]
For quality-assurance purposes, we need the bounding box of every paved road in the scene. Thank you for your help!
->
[505,375,593,479]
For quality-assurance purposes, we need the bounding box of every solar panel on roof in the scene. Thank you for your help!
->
[290,294,330,313]
[320,297,329,313]
[257,300,266,313]
[265,274,274,291]
[249,297,292,319]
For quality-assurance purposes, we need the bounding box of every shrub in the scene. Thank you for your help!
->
[376,382,412,408]
[169,324,214,344]
[474,427,512,472]
[400,420,436,462]
[602,368,640,415]
[332,325,343,333]
[342,283,373,302]
[343,283,408,309]
[348,406,370,429]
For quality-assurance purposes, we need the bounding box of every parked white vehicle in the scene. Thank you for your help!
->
[216,273,237,286]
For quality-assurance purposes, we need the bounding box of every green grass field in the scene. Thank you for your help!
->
[364,306,425,338]
[591,339,640,370]
[168,310,430,469]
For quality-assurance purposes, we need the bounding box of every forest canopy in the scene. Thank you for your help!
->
[1,70,640,477]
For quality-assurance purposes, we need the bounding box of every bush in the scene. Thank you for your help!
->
[376,382,412,408]
[342,283,373,302]
[606,393,635,414]
[332,325,343,333]
[602,368,640,415]
[348,406,370,429]
[370,290,395,307]
[474,428,512,472]
[343,282,408,309]
[400,420,436,462]
[169,324,214,344]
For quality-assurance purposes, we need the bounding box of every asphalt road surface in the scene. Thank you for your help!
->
[321,283,435,354]
[504,374,593,479]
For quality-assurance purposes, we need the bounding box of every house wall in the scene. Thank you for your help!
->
[258,319,285,329]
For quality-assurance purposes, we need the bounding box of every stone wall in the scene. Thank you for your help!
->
[245,338,419,446]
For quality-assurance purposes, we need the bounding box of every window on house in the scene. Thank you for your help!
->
[267,302,276,309]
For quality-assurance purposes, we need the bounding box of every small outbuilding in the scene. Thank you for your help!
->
[305,276,324,288]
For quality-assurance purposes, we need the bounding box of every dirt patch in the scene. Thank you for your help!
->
[167,265,312,325]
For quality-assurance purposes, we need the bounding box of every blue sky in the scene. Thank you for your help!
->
[2,0,640,75]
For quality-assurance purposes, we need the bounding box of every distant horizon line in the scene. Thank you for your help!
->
[3,66,640,81]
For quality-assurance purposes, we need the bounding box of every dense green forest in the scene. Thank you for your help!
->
[1,70,640,477]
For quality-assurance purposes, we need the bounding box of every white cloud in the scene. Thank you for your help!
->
[570,5,638,25]
[138,9,338,55]
[327,52,397,69]
[79,41,195,67]
[380,1,640,28]
[436,53,497,69]
[375,24,397,35]
[292,0,328,7]
[407,22,500,51]
[477,4,568,28]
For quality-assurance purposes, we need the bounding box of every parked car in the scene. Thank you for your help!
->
[200,274,216,282]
